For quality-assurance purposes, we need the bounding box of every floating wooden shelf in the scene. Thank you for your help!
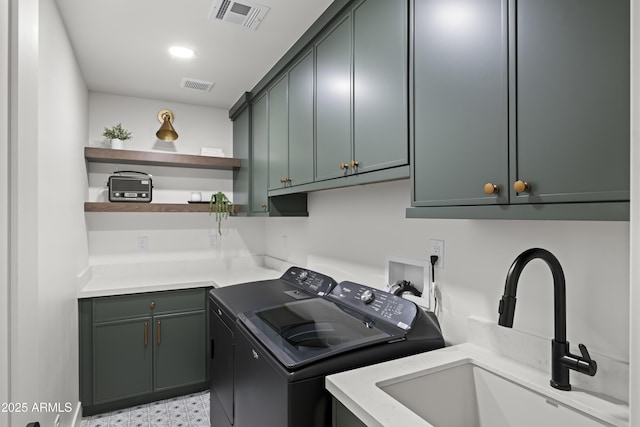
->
[84,147,241,170]
[84,202,241,213]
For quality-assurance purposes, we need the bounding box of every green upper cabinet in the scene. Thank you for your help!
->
[315,15,353,182]
[353,0,408,174]
[268,75,290,190]
[316,0,409,181]
[269,51,315,190]
[511,0,629,204]
[411,0,629,217]
[288,51,315,187]
[236,0,409,198]
[251,94,269,214]
[413,0,508,206]
[232,105,250,213]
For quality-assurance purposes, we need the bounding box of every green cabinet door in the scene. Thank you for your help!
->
[232,106,250,211]
[288,50,315,186]
[153,311,207,392]
[332,398,367,427]
[268,75,289,190]
[316,15,352,181]
[251,94,269,214]
[353,0,408,174]
[413,0,509,206]
[93,318,153,404]
[511,0,629,203]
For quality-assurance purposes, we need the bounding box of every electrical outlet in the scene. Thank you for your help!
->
[137,236,148,252]
[429,239,444,268]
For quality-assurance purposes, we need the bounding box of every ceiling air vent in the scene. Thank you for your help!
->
[180,78,215,92]
[208,0,270,31]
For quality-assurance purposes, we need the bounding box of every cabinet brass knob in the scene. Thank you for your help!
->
[340,162,349,170]
[280,178,286,184]
[261,203,267,210]
[484,183,500,195]
[513,180,531,193]
[350,160,359,169]
[286,177,292,183]
[150,301,155,309]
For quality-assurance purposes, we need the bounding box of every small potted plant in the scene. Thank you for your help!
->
[102,123,132,149]
[209,191,234,235]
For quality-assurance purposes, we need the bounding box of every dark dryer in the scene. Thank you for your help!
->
[209,267,444,427]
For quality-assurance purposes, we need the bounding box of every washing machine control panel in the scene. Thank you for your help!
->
[281,266,337,296]
[328,281,418,330]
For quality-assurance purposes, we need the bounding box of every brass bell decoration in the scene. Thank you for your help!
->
[156,109,178,141]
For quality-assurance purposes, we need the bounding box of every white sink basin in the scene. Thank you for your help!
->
[326,344,628,427]
[378,359,611,427]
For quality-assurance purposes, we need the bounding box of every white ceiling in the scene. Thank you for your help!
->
[54,0,334,110]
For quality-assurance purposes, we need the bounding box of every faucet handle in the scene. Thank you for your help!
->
[578,343,591,361]
[577,343,598,376]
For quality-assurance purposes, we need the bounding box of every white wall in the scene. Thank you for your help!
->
[85,94,265,263]
[7,0,89,425]
[0,0,10,426]
[629,0,639,424]
[88,92,233,156]
[265,180,630,368]
[36,1,89,425]
[9,0,42,425]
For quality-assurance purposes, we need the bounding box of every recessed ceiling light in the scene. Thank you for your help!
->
[169,46,195,59]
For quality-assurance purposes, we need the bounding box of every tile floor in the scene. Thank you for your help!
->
[80,391,210,427]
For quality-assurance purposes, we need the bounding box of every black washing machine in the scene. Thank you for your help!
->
[209,267,337,427]
[210,271,445,427]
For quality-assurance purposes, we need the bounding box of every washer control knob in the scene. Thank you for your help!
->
[360,289,375,304]
[298,270,309,280]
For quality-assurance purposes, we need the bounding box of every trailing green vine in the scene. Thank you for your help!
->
[209,191,234,235]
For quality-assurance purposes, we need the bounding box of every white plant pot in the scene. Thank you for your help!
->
[111,138,124,149]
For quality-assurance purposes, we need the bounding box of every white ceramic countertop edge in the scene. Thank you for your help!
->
[326,343,629,427]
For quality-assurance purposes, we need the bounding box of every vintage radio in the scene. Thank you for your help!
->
[108,171,153,202]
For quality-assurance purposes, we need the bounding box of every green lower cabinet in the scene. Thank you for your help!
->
[153,311,207,391]
[79,288,210,416]
[332,398,367,427]
[93,318,153,404]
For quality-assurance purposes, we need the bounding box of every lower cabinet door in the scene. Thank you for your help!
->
[93,318,153,404]
[153,311,207,391]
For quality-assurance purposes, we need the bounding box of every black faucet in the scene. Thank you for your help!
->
[498,248,597,391]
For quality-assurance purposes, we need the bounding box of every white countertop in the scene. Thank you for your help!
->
[326,342,629,427]
[77,255,288,298]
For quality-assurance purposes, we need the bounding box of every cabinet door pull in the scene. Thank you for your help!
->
[157,320,161,345]
[340,162,349,170]
[350,160,359,169]
[144,321,148,346]
[513,180,531,193]
[484,183,500,195]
